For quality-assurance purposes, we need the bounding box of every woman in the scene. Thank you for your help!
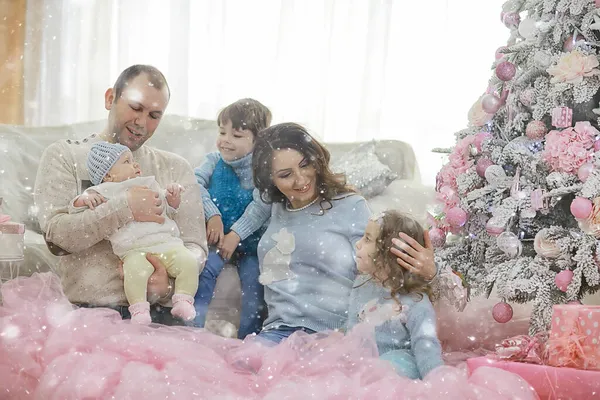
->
[252,123,438,343]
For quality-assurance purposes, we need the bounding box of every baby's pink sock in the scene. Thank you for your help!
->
[171,294,196,321]
[129,301,151,324]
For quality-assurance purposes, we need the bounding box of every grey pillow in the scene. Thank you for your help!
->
[332,141,397,199]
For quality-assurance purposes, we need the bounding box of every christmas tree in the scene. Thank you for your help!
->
[432,0,600,334]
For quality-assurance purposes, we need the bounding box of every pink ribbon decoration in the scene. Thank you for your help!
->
[496,334,547,364]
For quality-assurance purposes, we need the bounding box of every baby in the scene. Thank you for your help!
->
[349,210,444,379]
[70,141,200,324]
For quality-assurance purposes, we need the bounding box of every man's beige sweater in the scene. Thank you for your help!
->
[34,133,208,307]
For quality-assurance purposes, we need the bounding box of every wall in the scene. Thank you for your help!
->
[0,0,26,124]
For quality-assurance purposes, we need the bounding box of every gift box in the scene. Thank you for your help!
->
[547,305,600,370]
[0,199,25,260]
[551,106,572,128]
[0,221,25,234]
[467,356,600,400]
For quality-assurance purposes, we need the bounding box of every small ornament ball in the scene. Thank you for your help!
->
[496,61,516,81]
[519,88,535,107]
[428,228,446,249]
[518,18,537,39]
[476,157,494,177]
[577,163,594,183]
[570,197,593,219]
[486,216,505,236]
[525,120,547,140]
[492,302,513,323]
[481,94,502,114]
[555,270,574,292]
[502,12,520,28]
[446,207,468,228]
[497,231,522,258]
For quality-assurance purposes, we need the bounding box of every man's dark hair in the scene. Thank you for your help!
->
[113,64,170,101]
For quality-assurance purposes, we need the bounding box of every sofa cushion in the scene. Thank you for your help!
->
[332,141,397,199]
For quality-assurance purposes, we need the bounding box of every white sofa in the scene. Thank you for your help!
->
[0,115,435,330]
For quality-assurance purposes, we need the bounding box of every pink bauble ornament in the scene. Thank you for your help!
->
[555,270,574,292]
[578,163,594,182]
[495,46,507,60]
[486,216,505,236]
[502,12,520,28]
[525,120,547,140]
[492,302,513,323]
[481,94,502,114]
[428,228,446,248]
[563,34,584,52]
[446,207,468,228]
[496,61,516,81]
[519,88,535,107]
[594,139,600,152]
[570,197,593,219]
[476,157,494,177]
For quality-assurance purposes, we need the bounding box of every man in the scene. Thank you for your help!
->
[34,65,208,325]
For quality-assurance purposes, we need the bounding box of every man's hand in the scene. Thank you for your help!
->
[166,183,184,209]
[206,215,224,247]
[126,186,165,224]
[219,231,241,260]
[74,190,106,210]
[117,253,171,303]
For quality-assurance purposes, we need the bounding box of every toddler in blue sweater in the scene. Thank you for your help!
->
[194,98,272,338]
[348,210,444,379]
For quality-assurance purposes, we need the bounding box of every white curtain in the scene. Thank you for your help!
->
[24,0,507,185]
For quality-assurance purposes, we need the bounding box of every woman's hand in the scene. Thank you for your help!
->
[390,230,436,281]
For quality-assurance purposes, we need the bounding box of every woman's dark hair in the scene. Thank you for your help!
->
[252,123,354,212]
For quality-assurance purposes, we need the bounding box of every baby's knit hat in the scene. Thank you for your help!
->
[87,141,130,185]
